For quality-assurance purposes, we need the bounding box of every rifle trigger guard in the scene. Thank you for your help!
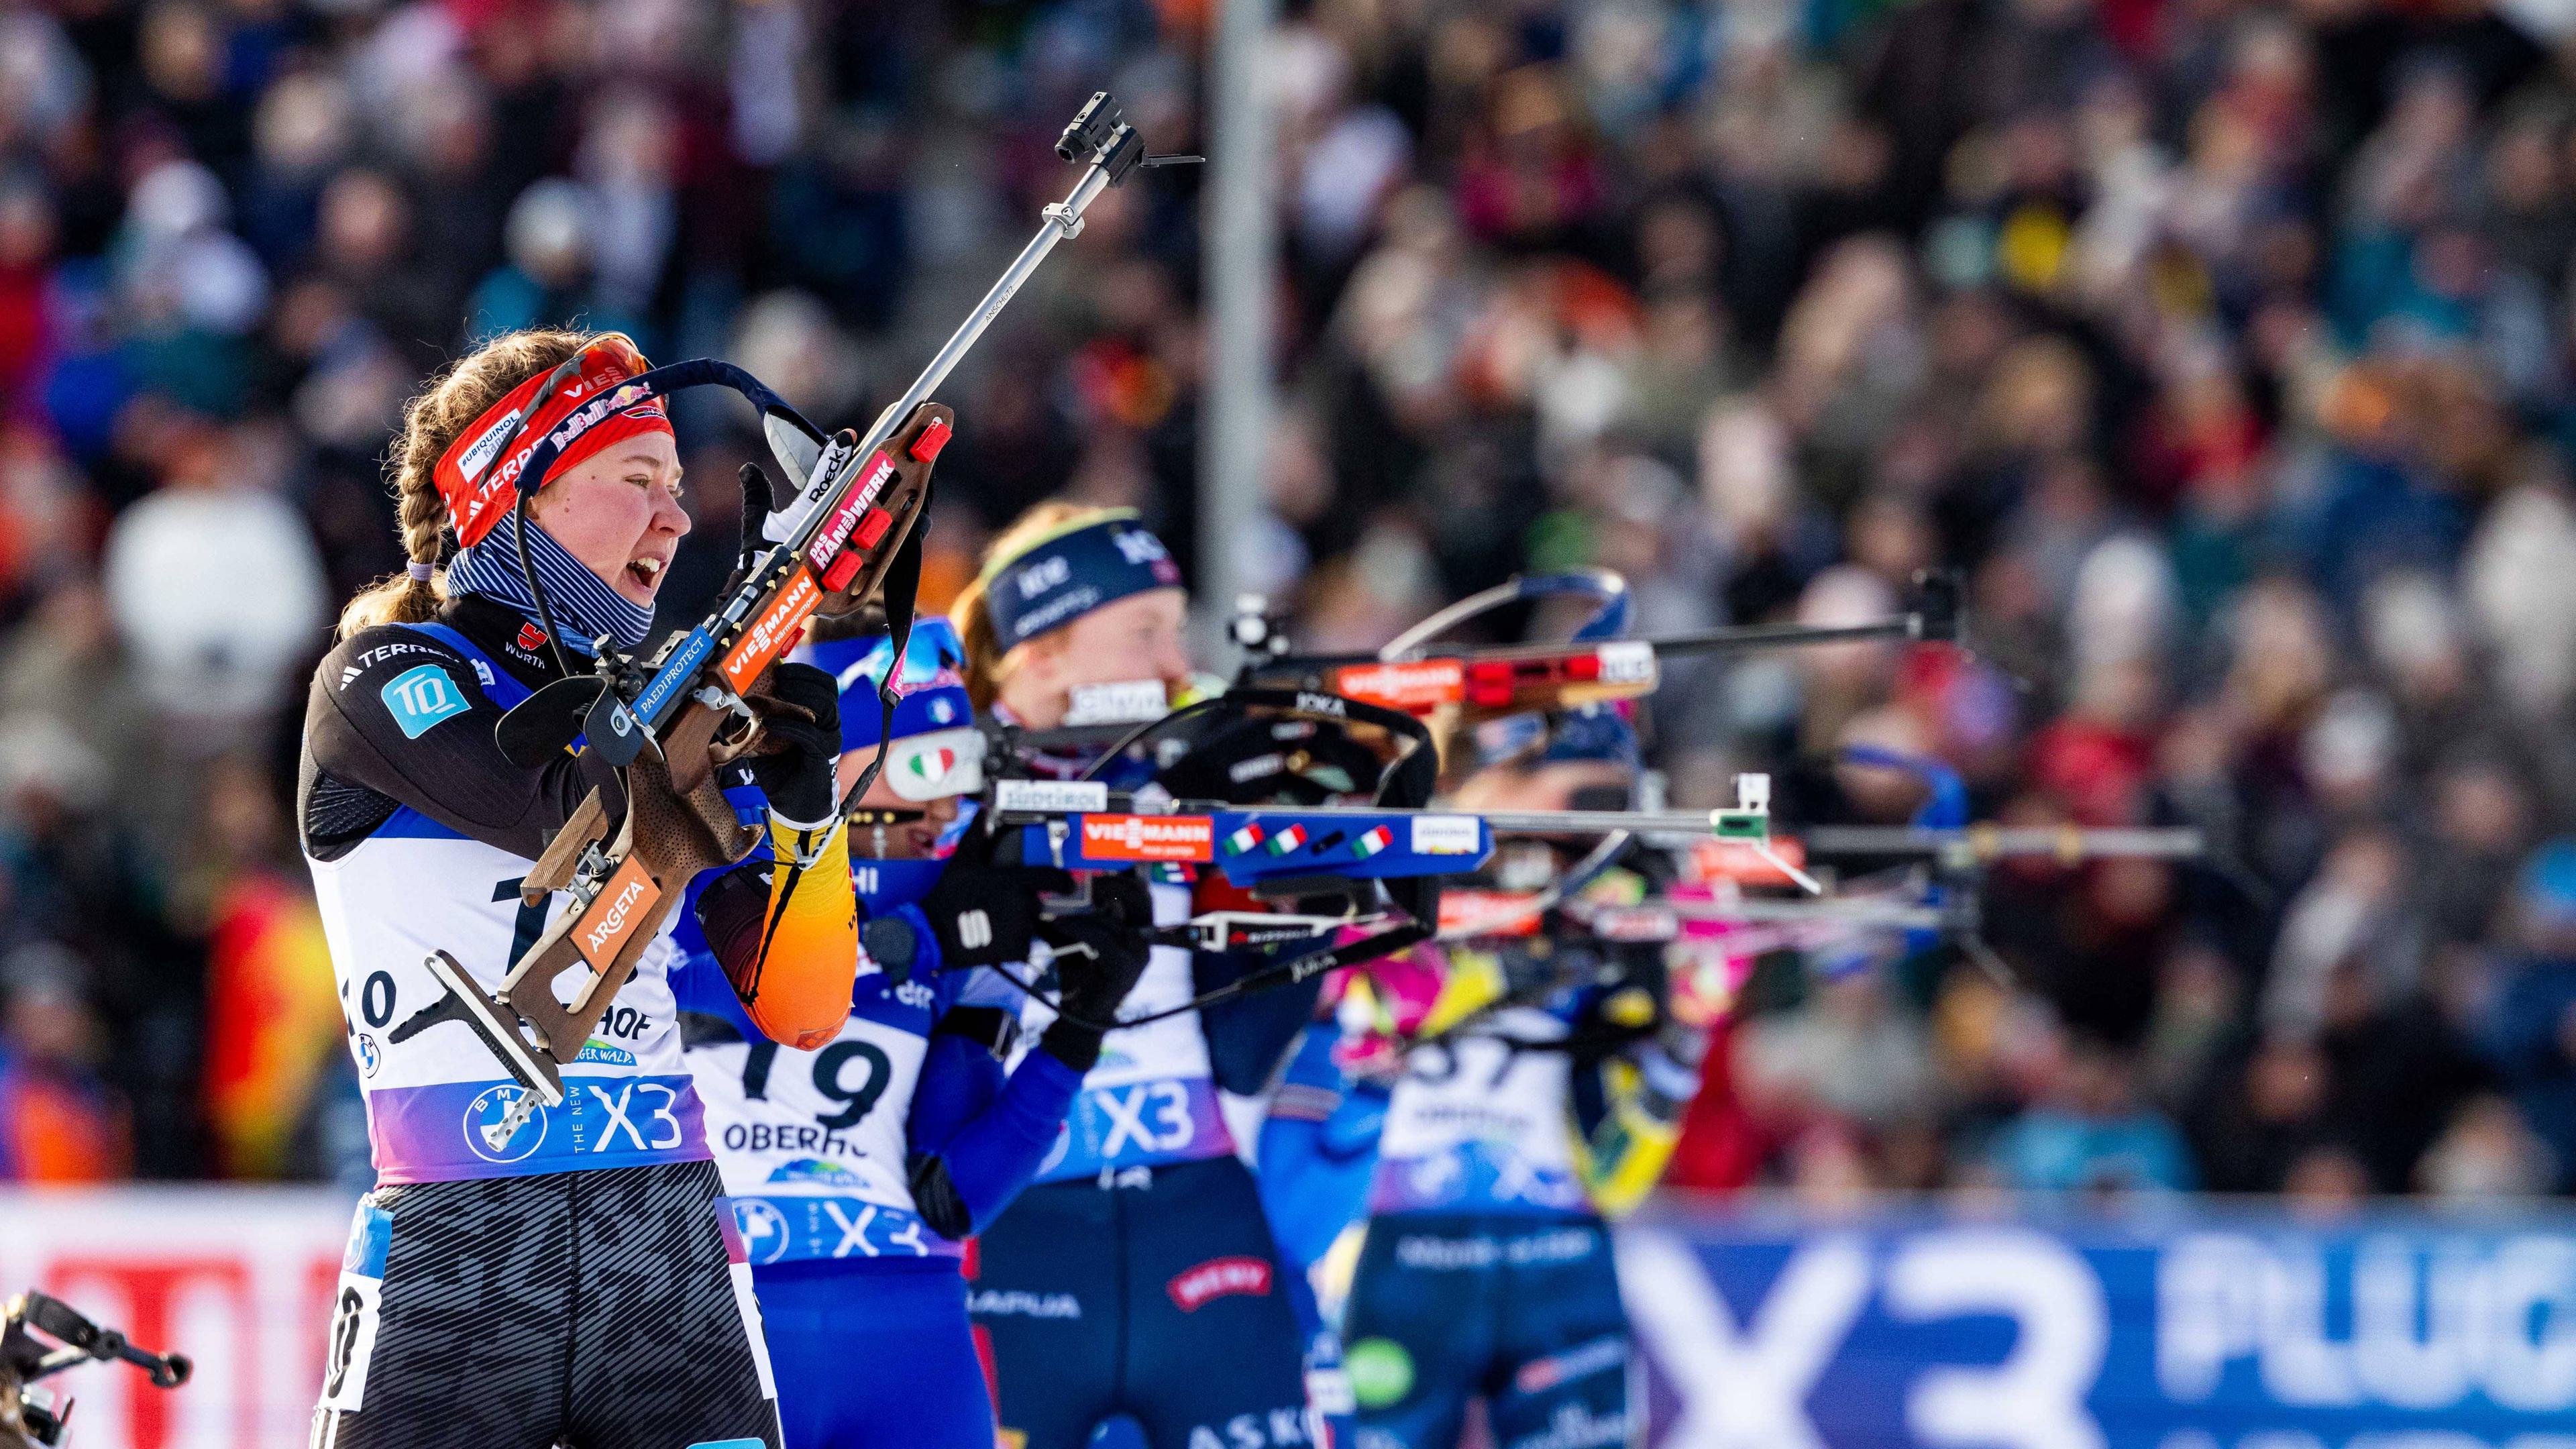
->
[570,844,614,900]
[700,684,761,763]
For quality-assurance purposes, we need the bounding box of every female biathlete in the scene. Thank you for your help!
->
[298,329,862,1449]
[1337,706,1709,1449]
[673,613,1153,1448]
[953,505,1322,1449]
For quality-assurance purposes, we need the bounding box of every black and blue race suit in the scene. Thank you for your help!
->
[969,745,1322,1449]
[297,594,778,1449]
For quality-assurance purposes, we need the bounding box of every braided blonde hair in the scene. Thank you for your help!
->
[335,328,602,638]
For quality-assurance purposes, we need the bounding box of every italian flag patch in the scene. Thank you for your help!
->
[1350,826,1393,859]
[1265,824,1309,856]
[1224,823,1265,855]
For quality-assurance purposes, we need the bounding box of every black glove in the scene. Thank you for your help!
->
[727,462,775,590]
[1037,872,1155,1071]
[916,856,1075,969]
[746,661,841,824]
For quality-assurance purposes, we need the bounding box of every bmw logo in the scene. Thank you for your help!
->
[731,1199,792,1265]
[462,1085,547,1164]
[356,1034,380,1078]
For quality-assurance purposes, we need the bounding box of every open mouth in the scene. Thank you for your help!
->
[624,554,667,595]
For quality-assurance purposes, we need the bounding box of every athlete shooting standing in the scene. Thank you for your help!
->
[297,329,860,1449]
[951,505,1323,1449]
[674,613,1154,1449]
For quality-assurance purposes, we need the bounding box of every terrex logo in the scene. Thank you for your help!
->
[1079,814,1215,863]
[1167,1256,1272,1311]
[1330,660,1465,714]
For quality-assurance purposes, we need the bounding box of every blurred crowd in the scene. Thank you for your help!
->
[5,0,2576,1203]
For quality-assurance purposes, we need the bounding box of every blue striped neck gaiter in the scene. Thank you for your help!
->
[445,508,654,655]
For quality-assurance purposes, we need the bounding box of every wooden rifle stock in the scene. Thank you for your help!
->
[460,401,951,1105]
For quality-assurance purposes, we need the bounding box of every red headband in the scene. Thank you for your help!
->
[433,338,674,548]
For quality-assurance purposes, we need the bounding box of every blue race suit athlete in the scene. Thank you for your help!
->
[1258,1018,1392,1448]
[951,505,1320,1449]
[676,616,1153,1449]
[1338,711,1707,1449]
[298,330,863,1449]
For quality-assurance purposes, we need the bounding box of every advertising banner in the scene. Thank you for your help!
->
[1621,1199,2576,1449]
[0,1187,354,1449]
[8,1189,2576,1448]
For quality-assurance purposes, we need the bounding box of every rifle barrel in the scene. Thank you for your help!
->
[1252,614,1926,676]
[1572,616,1920,659]
[1674,898,1949,928]
[849,156,1117,466]
[1798,824,2204,860]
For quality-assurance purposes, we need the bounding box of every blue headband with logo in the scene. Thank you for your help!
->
[981,511,1183,647]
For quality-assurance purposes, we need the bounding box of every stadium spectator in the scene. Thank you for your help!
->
[2478,839,2576,1191]
[0,0,2566,1208]
[0,941,128,1183]
[1989,1035,2196,1197]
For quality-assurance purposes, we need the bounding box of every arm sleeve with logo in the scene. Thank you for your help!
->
[900,922,1004,1147]
[301,627,594,860]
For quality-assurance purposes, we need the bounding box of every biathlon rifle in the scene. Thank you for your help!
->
[975,763,2204,1025]
[426,92,1198,1134]
[995,568,1966,753]
[1380,807,2214,1055]
[2,1291,190,1449]
[1229,568,1963,719]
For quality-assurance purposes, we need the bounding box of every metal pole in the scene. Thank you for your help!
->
[1199,0,1276,661]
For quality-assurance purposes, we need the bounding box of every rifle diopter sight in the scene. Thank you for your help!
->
[1056,91,1203,184]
